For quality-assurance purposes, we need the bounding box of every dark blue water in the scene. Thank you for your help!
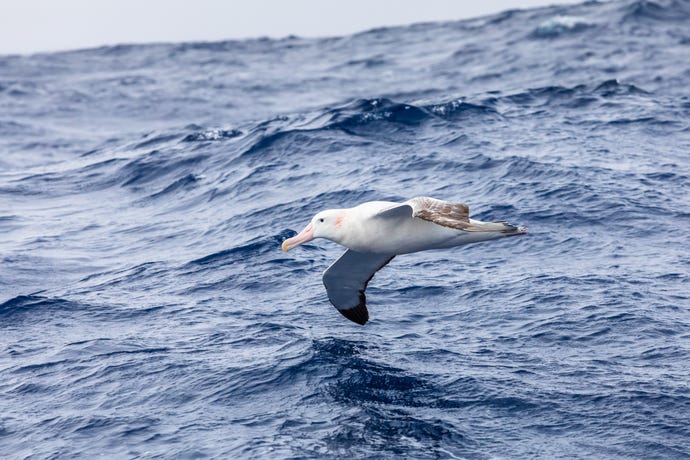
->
[2,1,690,457]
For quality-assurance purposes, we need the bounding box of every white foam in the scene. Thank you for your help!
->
[535,15,590,35]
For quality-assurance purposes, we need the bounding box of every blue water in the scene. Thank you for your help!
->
[2,0,690,458]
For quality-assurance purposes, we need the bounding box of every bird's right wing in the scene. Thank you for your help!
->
[322,250,395,325]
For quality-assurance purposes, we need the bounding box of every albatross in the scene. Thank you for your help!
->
[281,196,527,325]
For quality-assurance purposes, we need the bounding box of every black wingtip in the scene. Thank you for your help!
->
[338,304,369,325]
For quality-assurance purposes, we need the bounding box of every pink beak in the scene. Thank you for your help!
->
[282,222,314,252]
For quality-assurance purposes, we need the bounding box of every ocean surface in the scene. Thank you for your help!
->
[2,0,690,458]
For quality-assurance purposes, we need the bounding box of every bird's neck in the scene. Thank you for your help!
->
[334,208,372,250]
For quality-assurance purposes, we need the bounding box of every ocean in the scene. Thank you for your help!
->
[1,0,689,458]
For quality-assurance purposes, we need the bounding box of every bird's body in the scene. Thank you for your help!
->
[282,196,527,325]
[333,200,514,254]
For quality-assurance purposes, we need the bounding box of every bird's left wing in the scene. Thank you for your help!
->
[322,250,395,325]
[374,203,414,219]
[376,196,475,230]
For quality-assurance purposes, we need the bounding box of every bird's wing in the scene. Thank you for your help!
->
[322,250,395,325]
[374,202,414,219]
[376,196,474,231]
[407,196,471,229]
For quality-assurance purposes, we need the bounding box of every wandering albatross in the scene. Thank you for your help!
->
[282,196,527,325]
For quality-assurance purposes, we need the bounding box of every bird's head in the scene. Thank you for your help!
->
[282,209,346,252]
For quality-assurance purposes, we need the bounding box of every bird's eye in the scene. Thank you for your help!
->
[319,218,324,223]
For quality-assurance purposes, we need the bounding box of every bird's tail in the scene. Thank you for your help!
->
[465,220,528,235]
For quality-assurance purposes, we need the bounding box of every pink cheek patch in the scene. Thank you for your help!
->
[335,216,343,228]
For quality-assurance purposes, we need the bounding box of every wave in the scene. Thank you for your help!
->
[188,233,287,267]
[0,120,41,136]
[118,150,209,188]
[0,80,44,97]
[531,16,594,38]
[323,98,499,130]
[593,79,650,97]
[621,0,690,22]
[0,295,77,319]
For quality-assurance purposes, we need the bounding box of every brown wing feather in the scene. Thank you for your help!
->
[407,196,473,230]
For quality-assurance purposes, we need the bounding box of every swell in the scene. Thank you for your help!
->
[0,295,79,319]
[620,0,690,22]
[0,76,666,203]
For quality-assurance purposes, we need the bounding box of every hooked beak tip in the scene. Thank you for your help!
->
[282,222,314,253]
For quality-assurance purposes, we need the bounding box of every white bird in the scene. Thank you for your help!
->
[282,196,527,325]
